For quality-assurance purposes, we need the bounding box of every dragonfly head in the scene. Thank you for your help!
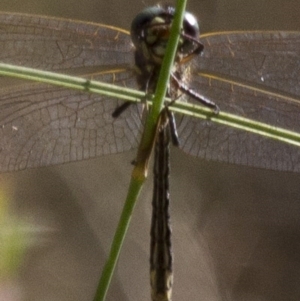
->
[130,5,202,66]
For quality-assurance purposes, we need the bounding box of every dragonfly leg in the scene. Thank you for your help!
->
[171,73,220,114]
[179,31,204,62]
[112,73,154,119]
[164,108,180,147]
[111,101,132,118]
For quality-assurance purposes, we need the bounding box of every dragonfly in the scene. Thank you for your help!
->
[0,2,300,301]
[0,9,300,172]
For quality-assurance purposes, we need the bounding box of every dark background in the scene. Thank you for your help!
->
[0,0,300,300]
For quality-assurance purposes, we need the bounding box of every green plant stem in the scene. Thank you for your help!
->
[1,63,300,147]
[0,63,145,102]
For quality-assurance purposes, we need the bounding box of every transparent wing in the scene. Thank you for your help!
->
[0,12,133,73]
[0,13,142,172]
[178,31,300,172]
[1,15,300,172]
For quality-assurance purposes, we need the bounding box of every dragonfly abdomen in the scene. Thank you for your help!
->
[150,115,173,301]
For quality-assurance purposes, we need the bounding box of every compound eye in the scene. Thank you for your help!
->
[181,11,200,54]
[130,6,166,48]
[184,11,200,39]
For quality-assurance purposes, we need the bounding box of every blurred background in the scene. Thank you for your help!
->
[0,0,299,300]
